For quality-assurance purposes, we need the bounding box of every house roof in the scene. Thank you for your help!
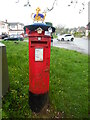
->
[77,26,86,32]
[0,20,8,25]
[8,22,24,26]
[0,20,24,26]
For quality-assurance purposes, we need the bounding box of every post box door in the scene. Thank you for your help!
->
[29,36,51,94]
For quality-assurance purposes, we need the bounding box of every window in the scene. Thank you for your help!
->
[11,25,15,28]
[65,35,71,37]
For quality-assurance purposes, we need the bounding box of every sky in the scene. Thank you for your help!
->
[0,0,89,28]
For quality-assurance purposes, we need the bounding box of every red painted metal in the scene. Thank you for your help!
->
[26,29,51,94]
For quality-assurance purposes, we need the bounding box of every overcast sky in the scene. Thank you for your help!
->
[0,0,89,28]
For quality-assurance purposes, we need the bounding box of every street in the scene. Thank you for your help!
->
[0,37,89,55]
[53,37,89,55]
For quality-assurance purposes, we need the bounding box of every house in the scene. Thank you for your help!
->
[86,22,90,37]
[77,26,86,33]
[0,20,24,37]
[0,20,8,35]
[8,22,24,35]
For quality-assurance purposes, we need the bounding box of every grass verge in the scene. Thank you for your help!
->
[1,41,88,118]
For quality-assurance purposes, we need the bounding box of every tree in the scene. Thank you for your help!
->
[55,25,66,34]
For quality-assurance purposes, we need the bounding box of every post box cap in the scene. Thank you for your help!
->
[24,23,55,33]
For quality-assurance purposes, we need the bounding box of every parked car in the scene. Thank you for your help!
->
[57,34,74,41]
[1,33,8,39]
[4,34,24,41]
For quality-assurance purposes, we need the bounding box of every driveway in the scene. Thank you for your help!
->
[53,37,88,55]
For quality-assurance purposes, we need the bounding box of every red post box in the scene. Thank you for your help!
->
[24,23,55,112]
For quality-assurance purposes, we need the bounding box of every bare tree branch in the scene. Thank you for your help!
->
[24,0,31,7]
[15,0,31,7]
[68,0,88,14]
[15,0,19,3]
[15,0,88,14]
[44,0,58,13]
[68,0,78,7]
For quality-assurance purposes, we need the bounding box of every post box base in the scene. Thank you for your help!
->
[29,91,48,113]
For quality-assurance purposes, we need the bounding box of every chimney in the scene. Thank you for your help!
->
[5,19,7,23]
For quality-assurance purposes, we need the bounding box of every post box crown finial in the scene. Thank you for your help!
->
[31,7,46,22]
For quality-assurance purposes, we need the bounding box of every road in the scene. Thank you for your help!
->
[0,37,89,54]
[53,37,89,54]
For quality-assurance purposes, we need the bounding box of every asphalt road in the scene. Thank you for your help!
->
[0,37,89,54]
[53,37,89,55]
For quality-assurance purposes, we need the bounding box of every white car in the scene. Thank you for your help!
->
[57,34,74,41]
